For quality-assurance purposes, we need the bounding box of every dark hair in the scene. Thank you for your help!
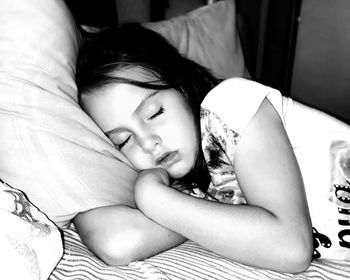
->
[76,24,220,192]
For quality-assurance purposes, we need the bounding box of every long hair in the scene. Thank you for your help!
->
[76,24,220,192]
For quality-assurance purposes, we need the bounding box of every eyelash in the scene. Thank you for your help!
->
[116,107,165,150]
[116,135,130,150]
[148,107,164,120]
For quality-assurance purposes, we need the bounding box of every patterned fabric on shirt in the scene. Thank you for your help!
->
[199,107,246,205]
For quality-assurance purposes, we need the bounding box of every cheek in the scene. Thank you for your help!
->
[169,106,196,134]
[126,148,154,170]
[161,118,198,158]
[178,116,198,145]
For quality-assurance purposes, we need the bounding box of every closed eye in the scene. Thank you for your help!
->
[148,107,164,120]
[116,135,131,150]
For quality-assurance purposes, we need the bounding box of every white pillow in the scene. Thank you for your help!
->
[0,179,62,280]
[0,0,137,228]
[0,0,247,229]
[283,101,350,260]
[144,0,247,79]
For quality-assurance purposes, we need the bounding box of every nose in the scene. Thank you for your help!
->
[137,130,162,154]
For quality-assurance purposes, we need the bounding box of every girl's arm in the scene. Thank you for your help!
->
[74,205,186,266]
[134,98,313,273]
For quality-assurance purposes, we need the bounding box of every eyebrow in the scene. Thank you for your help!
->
[105,90,160,137]
[135,90,160,112]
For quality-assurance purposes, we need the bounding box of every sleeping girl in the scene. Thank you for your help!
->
[74,24,350,273]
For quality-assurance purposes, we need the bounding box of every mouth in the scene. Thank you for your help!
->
[156,151,179,167]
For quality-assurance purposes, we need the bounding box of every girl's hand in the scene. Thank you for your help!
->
[133,168,189,226]
[134,168,171,210]
[134,168,190,195]
[134,168,171,189]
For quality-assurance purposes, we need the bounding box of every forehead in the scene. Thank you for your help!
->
[81,67,159,130]
[82,82,150,132]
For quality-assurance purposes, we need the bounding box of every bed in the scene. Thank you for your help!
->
[1,0,350,279]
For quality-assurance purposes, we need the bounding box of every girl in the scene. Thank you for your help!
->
[75,24,349,272]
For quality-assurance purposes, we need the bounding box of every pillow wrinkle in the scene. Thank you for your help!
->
[181,21,191,56]
[0,0,137,228]
[143,0,245,79]
[0,0,245,229]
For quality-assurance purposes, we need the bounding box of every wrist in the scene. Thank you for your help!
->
[135,177,179,220]
[134,170,168,211]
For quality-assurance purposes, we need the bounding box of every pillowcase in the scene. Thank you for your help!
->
[0,179,62,279]
[283,101,350,260]
[144,0,247,79]
[0,0,137,228]
[0,0,247,229]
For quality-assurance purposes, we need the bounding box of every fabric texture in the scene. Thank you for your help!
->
[0,0,137,228]
[50,224,350,280]
[0,0,247,228]
[0,179,62,280]
[201,77,350,260]
[200,107,245,204]
[143,0,247,79]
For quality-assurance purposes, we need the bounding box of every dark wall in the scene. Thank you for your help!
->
[260,0,301,96]
[236,0,302,97]
[291,0,350,123]
[65,0,118,27]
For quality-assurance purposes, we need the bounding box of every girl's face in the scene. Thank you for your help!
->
[81,72,198,179]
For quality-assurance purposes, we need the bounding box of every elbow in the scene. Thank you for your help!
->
[79,227,145,266]
[280,231,313,273]
[96,235,140,266]
[285,242,313,273]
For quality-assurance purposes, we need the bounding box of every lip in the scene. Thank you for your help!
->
[156,151,180,167]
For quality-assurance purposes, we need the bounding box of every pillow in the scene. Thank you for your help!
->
[0,0,137,228]
[0,0,246,229]
[0,179,62,280]
[143,0,247,79]
[283,101,350,260]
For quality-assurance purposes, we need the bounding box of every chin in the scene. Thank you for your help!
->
[168,171,186,179]
[168,164,192,180]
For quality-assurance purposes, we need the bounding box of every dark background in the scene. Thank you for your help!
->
[66,0,350,124]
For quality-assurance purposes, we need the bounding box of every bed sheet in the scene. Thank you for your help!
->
[50,225,350,280]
